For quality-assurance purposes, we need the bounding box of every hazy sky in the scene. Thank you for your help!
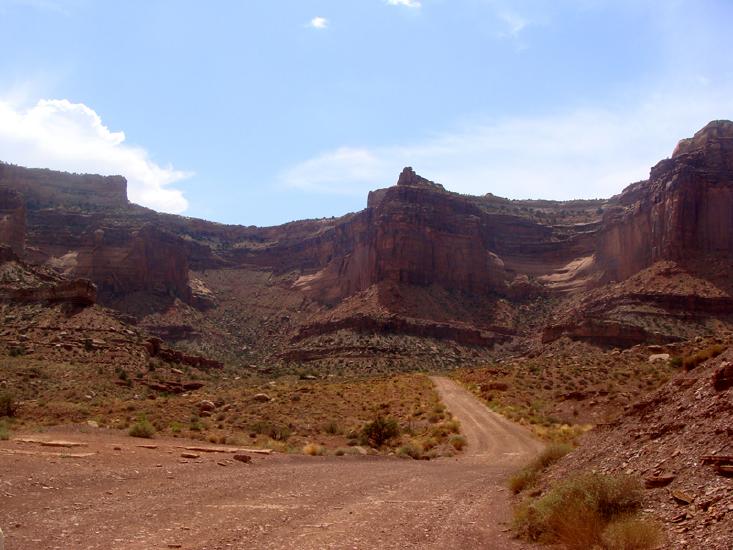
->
[1,0,732,225]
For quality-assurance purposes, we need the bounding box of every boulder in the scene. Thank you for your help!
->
[712,362,733,391]
[252,393,271,403]
[197,400,216,412]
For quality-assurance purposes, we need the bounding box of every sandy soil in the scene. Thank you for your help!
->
[0,377,542,549]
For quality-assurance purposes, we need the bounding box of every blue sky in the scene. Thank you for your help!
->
[1,0,732,225]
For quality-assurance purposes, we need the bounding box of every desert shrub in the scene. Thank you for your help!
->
[0,391,17,417]
[334,448,347,456]
[128,416,156,438]
[513,473,644,548]
[251,420,291,441]
[0,419,9,440]
[601,517,663,550]
[189,416,204,431]
[266,439,289,453]
[537,443,573,468]
[669,356,683,368]
[361,415,400,447]
[509,443,572,494]
[444,419,461,434]
[397,440,423,459]
[170,421,182,433]
[449,434,467,451]
[303,442,325,456]
[509,468,539,494]
[420,436,439,451]
[682,344,726,370]
[8,346,24,357]
[323,420,341,435]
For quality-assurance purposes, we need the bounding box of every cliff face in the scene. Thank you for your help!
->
[294,167,602,305]
[0,167,193,306]
[598,121,733,281]
[1,121,732,357]
[0,162,128,210]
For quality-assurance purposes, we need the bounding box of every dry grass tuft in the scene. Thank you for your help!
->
[513,473,646,549]
[397,440,424,459]
[303,442,325,456]
[601,517,664,550]
[509,443,572,494]
[449,434,467,451]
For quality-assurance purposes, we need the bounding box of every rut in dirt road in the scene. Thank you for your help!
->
[0,377,543,550]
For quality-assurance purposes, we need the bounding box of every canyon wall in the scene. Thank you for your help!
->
[1,121,732,350]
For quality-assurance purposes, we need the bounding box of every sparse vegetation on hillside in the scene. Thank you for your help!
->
[454,340,684,441]
[678,343,727,371]
[0,356,462,457]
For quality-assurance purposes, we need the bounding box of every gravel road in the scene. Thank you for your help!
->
[0,377,542,549]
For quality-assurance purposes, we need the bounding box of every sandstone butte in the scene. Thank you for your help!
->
[1,120,733,366]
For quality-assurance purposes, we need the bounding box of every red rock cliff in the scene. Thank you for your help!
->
[598,120,733,281]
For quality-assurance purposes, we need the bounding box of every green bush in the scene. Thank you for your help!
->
[513,473,644,549]
[361,415,400,447]
[128,416,156,438]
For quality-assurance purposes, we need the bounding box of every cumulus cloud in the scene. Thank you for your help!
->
[309,16,328,29]
[281,85,733,201]
[0,98,190,213]
[386,0,421,8]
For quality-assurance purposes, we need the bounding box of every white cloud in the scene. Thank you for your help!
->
[386,0,421,8]
[497,11,528,37]
[0,98,190,213]
[281,84,733,201]
[309,16,328,29]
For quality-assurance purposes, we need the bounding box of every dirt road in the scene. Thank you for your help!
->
[0,377,542,549]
